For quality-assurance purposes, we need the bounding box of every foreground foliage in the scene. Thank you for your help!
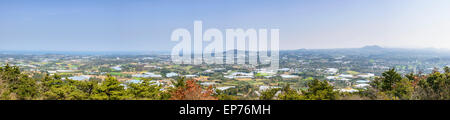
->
[0,64,174,100]
[258,67,449,100]
[1,64,449,100]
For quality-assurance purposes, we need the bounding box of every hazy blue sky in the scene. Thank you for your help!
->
[1,0,449,51]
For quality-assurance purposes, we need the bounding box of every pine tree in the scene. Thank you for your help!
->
[277,84,302,100]
[445,66,450,73]
[379,68,403,91]
[259,88,280,100]
[126,78,168,100]
[302,79,338,100]
[0,64,39,100]
[91,75,128,100]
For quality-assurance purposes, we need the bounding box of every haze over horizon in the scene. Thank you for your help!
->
[1,0,450,51]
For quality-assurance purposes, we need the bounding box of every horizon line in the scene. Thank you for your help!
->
[1,45,450,53]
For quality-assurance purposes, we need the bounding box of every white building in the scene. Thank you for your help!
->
[337,88,359,93]
[216,86,236,91]
[111,66,122,71]
[339,74,354,78]
[354,84,370,88]
[358,73,375,78]
[184,75,197,78]
[225,72,254,79]
[200,82,216,86]
[259,86,281,91]
[327,76,338,80]
[133,72,162,78]
[166,72,178,77]
[68,75,90,81]
[277,68,290,72]
[280,74,299,79]
[326,68,338,74]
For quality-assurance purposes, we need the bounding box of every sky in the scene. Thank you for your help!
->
[0,0,450,51]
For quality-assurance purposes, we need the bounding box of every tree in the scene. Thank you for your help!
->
[0,64,39,100]
[445,66,450,73]
[214,89,237,100]
[417,71,449,100]
[170,78,216,100]
[90,75,128,100]
[126,78,169,100]
[44,82,87,100]
[259,88,280,100]
[13,74,39,100]
[70,80,97,97]
[42,75,89,100]
[405,72,416,82]
[171,77,186,88]
[302,79,338,100]
[277,84,302,100]
[41,74,63,93]
[378,68,403,91]
[370,68,413,100]
[391,78,413,100]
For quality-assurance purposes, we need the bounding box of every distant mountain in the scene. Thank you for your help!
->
[361,45,384,50]
[2,46,450,57]
[283,45,450,57]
